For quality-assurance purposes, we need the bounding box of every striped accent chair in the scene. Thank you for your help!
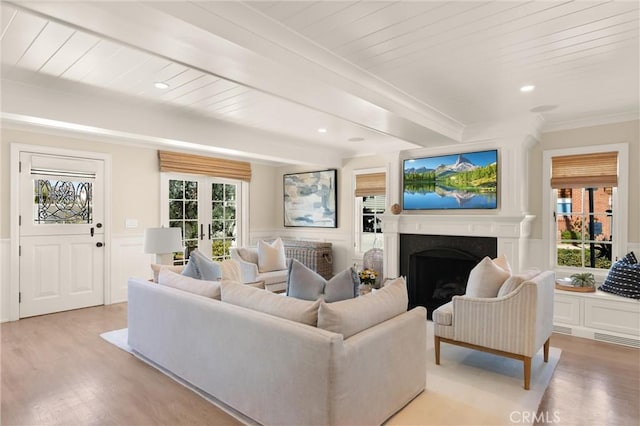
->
[433,270,555,390]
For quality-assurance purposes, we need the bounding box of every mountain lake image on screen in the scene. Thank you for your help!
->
[403,149,498,210]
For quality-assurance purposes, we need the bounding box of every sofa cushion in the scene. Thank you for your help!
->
[432,301,453,326]
[221,280,320,326]
[158,269,221,299]
[286,259,325,300]
[497,268,541,297]
[600,252,640,299]
[317,277,408,338]
[150,263,184,283]
[465,256,511,298]
[258,238,287,273]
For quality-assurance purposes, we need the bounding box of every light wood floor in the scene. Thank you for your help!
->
[2,303,639,425]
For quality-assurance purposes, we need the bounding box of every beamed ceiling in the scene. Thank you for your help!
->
[1,1,638,165]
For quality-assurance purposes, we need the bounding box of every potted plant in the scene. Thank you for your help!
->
[570,272,596,288]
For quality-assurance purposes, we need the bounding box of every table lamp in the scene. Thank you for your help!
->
[143,227,183,265]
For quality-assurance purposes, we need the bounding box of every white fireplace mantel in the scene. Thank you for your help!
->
[382,213,536,278]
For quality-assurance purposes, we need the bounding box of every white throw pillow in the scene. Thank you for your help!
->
[257,238,287,272]
[158,269,221,299]
[150,263,184,283]
[465,256,511,298]
[221,281,320,326]
[317,277,409,339]
[492,254,512,274]
[497,268,541,297]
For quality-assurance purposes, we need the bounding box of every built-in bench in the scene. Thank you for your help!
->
[553,289,640,348]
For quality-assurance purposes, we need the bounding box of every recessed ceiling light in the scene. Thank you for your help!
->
[317,128,327,133]
[154,82,170,89]
[520,85,535,92]
[530,105,558,113]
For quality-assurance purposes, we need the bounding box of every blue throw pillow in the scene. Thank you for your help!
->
[181,249,222,281]
[286,259,326,301]
[286,259,358,302]
[599,252,640,299]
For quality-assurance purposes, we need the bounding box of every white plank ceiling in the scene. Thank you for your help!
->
[1,1,638,165]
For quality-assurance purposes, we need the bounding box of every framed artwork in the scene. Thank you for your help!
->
[283,169,337,228]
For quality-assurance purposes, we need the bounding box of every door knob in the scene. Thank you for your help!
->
[96,242,104,248]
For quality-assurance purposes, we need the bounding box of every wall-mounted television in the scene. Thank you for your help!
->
[403,149,498,210]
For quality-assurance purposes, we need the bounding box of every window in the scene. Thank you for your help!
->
[545,145,628,274]
[163,175,243,265]
[354,170,386,254]
[555,187,613,269]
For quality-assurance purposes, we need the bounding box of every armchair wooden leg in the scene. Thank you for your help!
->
[523,356,531,390]
[544,338,550,363]
[434,335,441,365]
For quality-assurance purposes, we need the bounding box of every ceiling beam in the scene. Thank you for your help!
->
[12,1,465,146]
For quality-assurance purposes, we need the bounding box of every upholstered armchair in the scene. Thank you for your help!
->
[229,245,288,292]
[432,270,555,390]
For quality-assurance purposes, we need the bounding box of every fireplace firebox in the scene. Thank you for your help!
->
[400,234,497,319]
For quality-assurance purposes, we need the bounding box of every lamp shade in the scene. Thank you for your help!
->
[143,227,183,254]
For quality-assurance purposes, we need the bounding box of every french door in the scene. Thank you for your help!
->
[18,151,105,318]
[161,174,241,265]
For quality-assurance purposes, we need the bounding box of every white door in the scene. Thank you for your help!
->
[19,151,105,318]
[162,174,241,265]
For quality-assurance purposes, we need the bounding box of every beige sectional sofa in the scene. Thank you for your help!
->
[127,277,427,425]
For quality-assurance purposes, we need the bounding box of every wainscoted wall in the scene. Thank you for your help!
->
[0,235,152,323]
[110,234,154,303]
[1,239,10,322]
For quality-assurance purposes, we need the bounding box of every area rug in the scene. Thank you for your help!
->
[101,322,561,426]
[387,322,561,425]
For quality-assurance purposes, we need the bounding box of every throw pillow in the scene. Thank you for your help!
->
[497,268,541,297]
[286,259,358,302]
[324,268,359,303]
[493,254,512,274]
[465,256,511,298]
[150,263,184,283]
[257,238,287,273]
[317,277,408,339]
[181,249,222,281]
[286,259,326,300]
[220,281,320,326]
[191,249,222,281]
[600,252,640,299]
[158,269,221,299]
[619,251,638,265]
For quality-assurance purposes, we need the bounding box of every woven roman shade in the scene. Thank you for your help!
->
[551,152,618,188]
[158,150,251,181]
[355,172,386,197]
